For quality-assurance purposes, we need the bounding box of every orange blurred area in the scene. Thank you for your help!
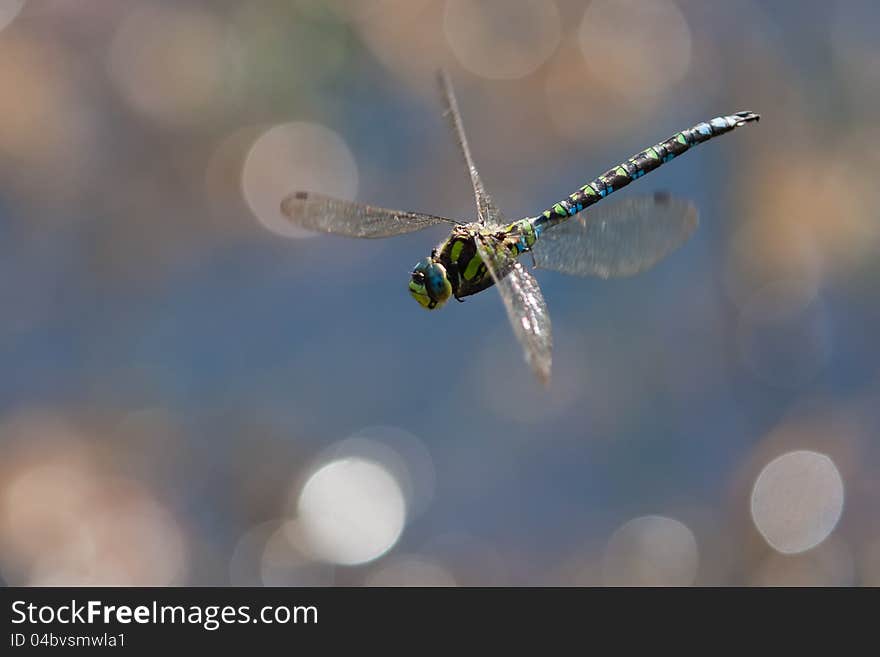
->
[1,0,879,586]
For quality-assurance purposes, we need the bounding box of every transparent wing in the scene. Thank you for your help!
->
[280,191,459,239]
[437,70,506,228]
[475,235,552,384]
[532,194,698,278]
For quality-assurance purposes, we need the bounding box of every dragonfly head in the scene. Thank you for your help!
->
[409,258,452,310]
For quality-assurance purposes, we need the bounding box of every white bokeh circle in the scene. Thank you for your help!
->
[751,450,844,554]
[296,457,406,566]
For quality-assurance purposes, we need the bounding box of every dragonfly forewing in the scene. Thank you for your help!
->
[532,194,698,278]
[437,70,506,228]
[281,191,459,238]
[475,235,552,384]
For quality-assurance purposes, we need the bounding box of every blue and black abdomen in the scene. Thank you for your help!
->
[533,112,760,233]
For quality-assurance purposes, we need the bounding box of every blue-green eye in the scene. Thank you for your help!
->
[409,259,452,310]
[425,268,446,296]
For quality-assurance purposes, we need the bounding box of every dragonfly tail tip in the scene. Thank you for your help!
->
[733,111,760,125]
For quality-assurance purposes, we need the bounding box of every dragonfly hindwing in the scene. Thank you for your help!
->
[475,234,552,384]
[532,195,698,278]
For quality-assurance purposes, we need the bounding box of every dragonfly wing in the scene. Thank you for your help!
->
[281,191,459,238]
[531,194,698,278]
[475,235,552,384]
[437,70,506,228]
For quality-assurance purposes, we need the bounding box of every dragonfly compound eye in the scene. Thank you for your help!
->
[408,259,451,310]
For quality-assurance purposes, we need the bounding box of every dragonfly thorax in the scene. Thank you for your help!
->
[410,221,536,310]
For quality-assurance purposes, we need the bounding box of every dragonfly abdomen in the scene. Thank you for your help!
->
[533,112,760,233]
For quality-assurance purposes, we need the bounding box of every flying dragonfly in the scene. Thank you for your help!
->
[281,72,759,384]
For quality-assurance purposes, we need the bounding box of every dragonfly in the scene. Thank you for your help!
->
[281,72,759,384]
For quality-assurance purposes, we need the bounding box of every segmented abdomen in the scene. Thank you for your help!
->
[533,112,759,233]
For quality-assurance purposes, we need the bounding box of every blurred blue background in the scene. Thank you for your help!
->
[1,0,878,585]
